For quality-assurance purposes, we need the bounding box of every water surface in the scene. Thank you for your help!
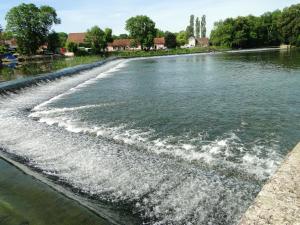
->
[0,49,300,225]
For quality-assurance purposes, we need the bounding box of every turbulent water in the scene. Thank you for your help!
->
[1,49,300,225]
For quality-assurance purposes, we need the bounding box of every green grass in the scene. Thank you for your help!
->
[0,55,104,81]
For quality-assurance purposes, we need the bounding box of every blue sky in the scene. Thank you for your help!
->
[1,0,299,35]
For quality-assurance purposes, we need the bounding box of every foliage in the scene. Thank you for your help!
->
[278,4,300,45]
[104,28,113,44]
[0,45,7,54]
[113,34,129,40]
[5,3,60,55]
[125,15,156,50]
[156,29,165,37]
[176,31,188,46]
[47,31,60,53]
[66,42,78,53]
[190,15,195,36]
[165,32,177,48]
[1,31,13,41]
[58,32,68,48]
[85,26,106,54]
[130,39,139,48]
[195,17,200,38]
[210,4,300,48]
[201,15,207,38]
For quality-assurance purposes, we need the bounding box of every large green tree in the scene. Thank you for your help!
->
[195,17,200,38]
[278,4,300,45]
[125,15,156,50]
[201,15,207,38]
[85,26,107,53]
[190,15,195,36]
[58,32,68,48]
[165,32,177,49]
[47,31,60,53]
[104,28,113,44]
[5,3,60,55]
[176,31,188,46]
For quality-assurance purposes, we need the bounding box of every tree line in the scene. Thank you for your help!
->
[210,3,300,48]
[0,3,208,55]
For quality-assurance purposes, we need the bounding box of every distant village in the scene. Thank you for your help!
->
[0,3,209,59]
[66,33,209,54]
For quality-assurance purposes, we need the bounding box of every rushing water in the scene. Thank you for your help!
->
[1,49,300,225]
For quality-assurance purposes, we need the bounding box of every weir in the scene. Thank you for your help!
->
[239,142,300,225]
[0,57,119,94]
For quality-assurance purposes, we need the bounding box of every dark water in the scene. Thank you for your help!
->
[0,49,300,225]
[0,158,112,225]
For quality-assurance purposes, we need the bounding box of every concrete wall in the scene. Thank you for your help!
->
[239,142,300,225]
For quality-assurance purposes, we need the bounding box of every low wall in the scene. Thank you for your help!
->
[239,142,300,225]
[0,57,119,94]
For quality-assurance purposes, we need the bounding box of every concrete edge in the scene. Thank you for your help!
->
[239,142,300,225]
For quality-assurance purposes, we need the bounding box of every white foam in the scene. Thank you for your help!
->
[0,57,283,225]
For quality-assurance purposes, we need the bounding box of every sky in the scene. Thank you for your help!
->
[0,0,299,35]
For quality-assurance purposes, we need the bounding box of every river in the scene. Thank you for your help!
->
[0,49,300,225]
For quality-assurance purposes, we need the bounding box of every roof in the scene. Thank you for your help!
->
[154,37,165,45]
[67,33,86,44]
[108,39,134,47]
[196,37,209,45]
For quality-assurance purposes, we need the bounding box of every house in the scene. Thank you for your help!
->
[196,37,210,47]
[67,33,86,45]
[154,37,166,49]
[107,39,141,52]
[187,37,209,48]
[188,37,197,47]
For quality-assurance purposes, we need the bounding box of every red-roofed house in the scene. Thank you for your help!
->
[107,39,141,52]
[67,33,86,44]
[196,37,210,47]
[154,37,166,49]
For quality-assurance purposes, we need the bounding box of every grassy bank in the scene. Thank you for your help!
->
[110,46,230,58]
[0,55,104,82]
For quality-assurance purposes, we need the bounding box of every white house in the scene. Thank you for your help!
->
[188,37,197,47]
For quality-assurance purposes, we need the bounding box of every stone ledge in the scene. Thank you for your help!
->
[239,142,300,225]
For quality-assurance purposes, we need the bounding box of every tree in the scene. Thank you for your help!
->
[156,29,165,37]
[210,10,284,48]
[195,17,200,38]
[104,28,113,44]
[190,15,195,36]
[125,15,156,50]
[176,31,187,46]
[66,42,78,53]
[47,31,60,53]
[165,32,177,48]
[58,32,68,48]
[278,4,300,45]
[85,26,106,53]
[114,33,129,39]
[201,15,207,38]
[5,3,60,55]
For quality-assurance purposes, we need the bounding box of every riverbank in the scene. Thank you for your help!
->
[0,156,113,225]
[239,142,300,225]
